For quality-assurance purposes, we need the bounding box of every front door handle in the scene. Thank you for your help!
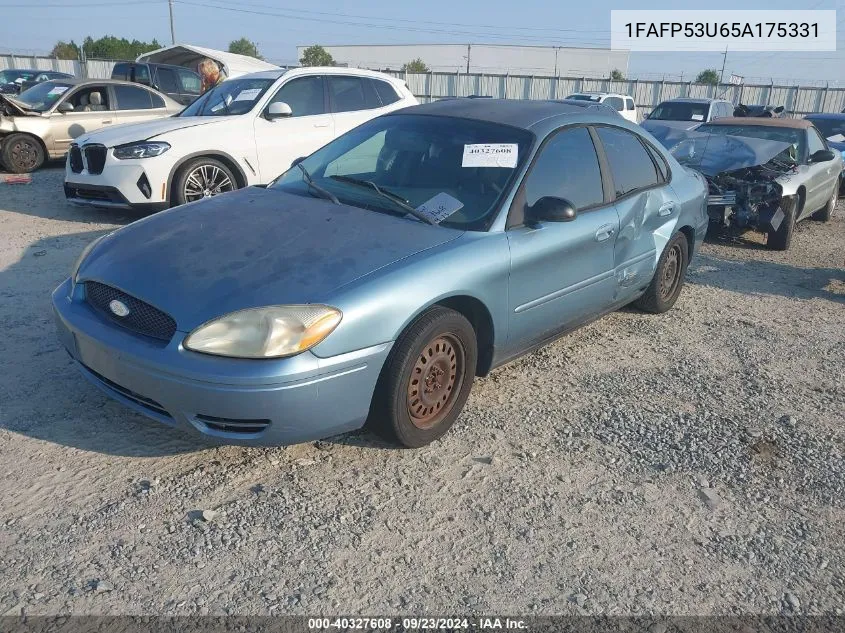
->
[313,122,331,128]
[101,120,112,125]
[658,202,675,216]
[595,224,615,242]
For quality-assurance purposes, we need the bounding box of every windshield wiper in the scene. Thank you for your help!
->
[298,163,339,205]
[329,175,436,225]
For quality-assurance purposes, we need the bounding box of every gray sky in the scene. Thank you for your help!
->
[1,0,842,85]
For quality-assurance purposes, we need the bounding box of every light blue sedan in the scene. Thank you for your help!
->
[53,99,708,448]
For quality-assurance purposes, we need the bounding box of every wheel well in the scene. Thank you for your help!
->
[434,296,495,377]
[169,153,247,200]
[677,225,695,262]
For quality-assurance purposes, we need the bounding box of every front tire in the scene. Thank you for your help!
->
[633,232,689,314]
[766,197,796,251]
[369,306,477,448]
[171,157,237,207]
[0,133,45,173]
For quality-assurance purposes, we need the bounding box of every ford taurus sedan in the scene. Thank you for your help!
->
[53,99,708,448]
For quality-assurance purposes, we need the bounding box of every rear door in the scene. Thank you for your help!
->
[110,84,169,126]
[327,75,386,136]
[592,125,681,304]
[506,125,619,351]
[253,75,334,181]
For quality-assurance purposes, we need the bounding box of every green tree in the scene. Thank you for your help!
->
[228,38,263,60]
[299,45,334,67]
[610,69,624,81]
[401,58,429,73]
[695,69,720,85]
[50,40,80,60]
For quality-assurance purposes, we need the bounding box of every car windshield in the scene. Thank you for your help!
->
[178,78,273,117]
[806,118,845,139]
[14,80,74,111]
[0,70,36,84]
[648,102,710,122]
[270,113,533,231]
[697,123,804,162]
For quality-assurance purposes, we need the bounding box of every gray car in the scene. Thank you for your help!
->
[54,99,709,448]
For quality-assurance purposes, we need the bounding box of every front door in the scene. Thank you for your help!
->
[506,126,619,352]
[253,75,334,182]
[801,127,840,217]
[50,85,113,153]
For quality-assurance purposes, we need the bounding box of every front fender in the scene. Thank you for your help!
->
[311,232,511,359]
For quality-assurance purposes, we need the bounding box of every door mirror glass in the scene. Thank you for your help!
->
[56,101,74,113]
[526,196,577,224]
[266,101,293,119]
[809,149,835,163]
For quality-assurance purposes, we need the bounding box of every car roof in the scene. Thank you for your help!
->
[238,66,407,83]
[703,116,813,129]
[395,98,621,129]
[663,97,726,104]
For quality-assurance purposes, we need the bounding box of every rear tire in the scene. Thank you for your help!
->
[766,197,796,251]
[633,232,689,314]
[0,133,45,173]
[812,177,839,222]
[369,306,477,448]
[171,157,237,207]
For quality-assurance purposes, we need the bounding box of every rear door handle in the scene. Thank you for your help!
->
[101,120,112,125]
[595,224,615,242]
[658,202,675,216]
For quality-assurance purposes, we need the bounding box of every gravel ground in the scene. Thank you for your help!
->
[0,166,843,617]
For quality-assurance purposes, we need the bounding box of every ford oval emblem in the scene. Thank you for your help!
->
[109,299,130,317]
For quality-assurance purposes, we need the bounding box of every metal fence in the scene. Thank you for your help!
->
[3,53,844,116]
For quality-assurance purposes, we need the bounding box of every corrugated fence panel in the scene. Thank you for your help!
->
[3,55,845,114]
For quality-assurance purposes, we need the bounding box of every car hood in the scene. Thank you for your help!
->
[78,187,464,331]
[0,93,36,116]
[75,116,234,147]
[664,129,795,177]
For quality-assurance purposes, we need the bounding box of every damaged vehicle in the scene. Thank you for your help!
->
[0,79,181,173]
[664,117,842,250]
[733,104,785,118]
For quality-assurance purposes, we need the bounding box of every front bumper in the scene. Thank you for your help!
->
[65,150,173,209]
[52,278,391,446]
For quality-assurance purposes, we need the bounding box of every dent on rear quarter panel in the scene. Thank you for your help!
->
[309,232,512,359]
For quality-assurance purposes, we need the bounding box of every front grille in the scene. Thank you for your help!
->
[85,281,177,342]
[82,363,172,418]
[74,188,112,201]
[195,414,271,435]
[69,145,83,173]
[83,144,107,175]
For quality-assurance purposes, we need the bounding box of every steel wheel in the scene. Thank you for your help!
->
[182,164,234,202]
[659,243,682,301]
[406,334,465,430]
[2,133,44,173]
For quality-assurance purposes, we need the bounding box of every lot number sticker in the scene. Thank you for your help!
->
[462,143,518,168]
[47,86,69,96]
[234,88,262,102]
[416,192,464,224]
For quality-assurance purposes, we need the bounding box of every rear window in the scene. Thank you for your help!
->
[596,126,660,196]
[372,79,400,105]
[328,76,382,112]
[648,101,710,122]
[113,84,154,110]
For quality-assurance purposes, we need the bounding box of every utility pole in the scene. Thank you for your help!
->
[168,0,176,45]
[718,45,728,85]
[466,44,471,74]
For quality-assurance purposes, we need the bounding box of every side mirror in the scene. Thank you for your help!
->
[291,156,306,167]
[773,106,785,114]
[525,196,577,225]
[266,102,292,120]
[809,149,835,163]
[57,102,74,113]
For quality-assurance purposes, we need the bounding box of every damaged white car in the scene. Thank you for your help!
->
[661,117,843,250]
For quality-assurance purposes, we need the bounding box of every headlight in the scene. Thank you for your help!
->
[72,233,109,281]
[184,305,342,359]
[113,141,171,160]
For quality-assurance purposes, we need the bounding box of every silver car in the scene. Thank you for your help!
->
[0,78,181,172]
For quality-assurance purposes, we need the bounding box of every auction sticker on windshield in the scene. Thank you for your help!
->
[462,144,518,168]
[47,86,69,96]
[234,88,261,102]
[416,192,464,224]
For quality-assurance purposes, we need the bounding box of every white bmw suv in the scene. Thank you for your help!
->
[64,67,417,211]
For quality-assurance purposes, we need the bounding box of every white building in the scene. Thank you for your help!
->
[296,43,629,78]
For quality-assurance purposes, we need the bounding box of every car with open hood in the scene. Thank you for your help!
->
[0,78,181,173]
[63,67,417,212]
[663,117,842,250]
[54,98,708,448]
